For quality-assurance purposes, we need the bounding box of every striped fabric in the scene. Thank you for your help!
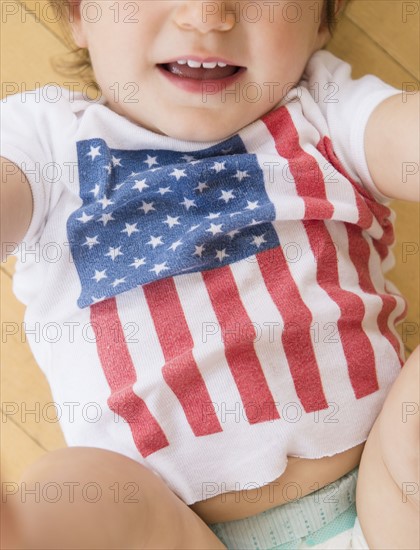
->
[82,95,407,461]
[3,50,407,505]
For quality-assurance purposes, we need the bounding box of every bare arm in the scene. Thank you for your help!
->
[0,157,33,262]
[364,92,420,202]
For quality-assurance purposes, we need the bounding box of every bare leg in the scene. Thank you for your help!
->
[7,447,226,549]
[356,346,420,549]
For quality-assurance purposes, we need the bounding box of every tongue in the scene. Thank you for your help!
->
[164,62,238,80]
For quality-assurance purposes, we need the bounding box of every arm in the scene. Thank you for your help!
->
[364,92,420,202]
[0,157,33,262]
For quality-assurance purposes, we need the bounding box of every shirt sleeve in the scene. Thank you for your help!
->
[1,86,69,248]
[300,50,402,204]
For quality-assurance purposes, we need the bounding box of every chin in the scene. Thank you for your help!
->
[164,121,239,143]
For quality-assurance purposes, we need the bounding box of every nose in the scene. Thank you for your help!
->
[173,0,236,34]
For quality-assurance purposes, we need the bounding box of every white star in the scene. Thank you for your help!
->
[130,171,141,177]
[205,212,221,219]
[98,196,114,209]
[111,156,122,167]
[147,235,164,248]
[104,163,112,174]
[170,168,187,181]
[132,179,149,192]
[77,212,94,223]
[180,197,197,210]
[181,154,196,162]
[97,213,115,226]
[230,211,241,217]
[92,269,107,282]
[188,224,201,232]
[139,201,156,214]
[163,215,181,228]
[89,184,101,198]
[227,229,241,239]
[194,181,209,193]
[215,248,229,262]
[251,234,267,248]
[105,246,123,261]
[144,154,158,168]
[113,182,125,190]
[150,262,170,275]
[193,244,205,257]
[121,223,139,237]
[219,189,235,203]
[82,236,100,249]
[87,145,101,161]
[248,218,260,226]
[206,223,223,235]
[130,257,146,269]
[233,170,250,182]
[212,161,226,173]
[157,186,172,195]
[168,239,183,252]
[91,296,106,304]
[111,277,127,288]
[245,200,259,211]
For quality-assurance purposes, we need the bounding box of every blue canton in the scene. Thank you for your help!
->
[67,135,280,308]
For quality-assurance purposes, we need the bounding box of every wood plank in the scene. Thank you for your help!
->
[1,256,16,278]
[20,0,67,41]
[387,200,420,353]
[1,412,48,483]
[1,1,87,98]
[327,14,416,86]
[346,0,420,80]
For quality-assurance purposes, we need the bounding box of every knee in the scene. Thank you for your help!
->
[14,447,161,549]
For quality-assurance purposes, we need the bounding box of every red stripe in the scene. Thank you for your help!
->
[264,107,379,399]
[257,248,328,413]
[318,136,394,262]
[262,107,334,220]
[317,136,405,366]
[202,266,280,423]
[346,225,404,366]
[317,136,373,230]
[144,277,223,436]
[90,299,169,457]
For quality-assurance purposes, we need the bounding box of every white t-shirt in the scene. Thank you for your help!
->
[1,50,406,505]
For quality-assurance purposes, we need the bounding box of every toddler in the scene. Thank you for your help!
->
[1,0,419,548]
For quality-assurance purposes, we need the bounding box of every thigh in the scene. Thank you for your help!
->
[10,447,226,549]
[356,347,420,550]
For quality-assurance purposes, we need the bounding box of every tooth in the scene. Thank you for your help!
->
[187,60,202,68]
[202,62,218,69]
[217,62,227,67]
[177,60,187,65]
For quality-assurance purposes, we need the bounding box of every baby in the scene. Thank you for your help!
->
[1,0,419,548]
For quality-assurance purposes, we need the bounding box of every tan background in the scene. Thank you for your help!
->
[1,0,419,487]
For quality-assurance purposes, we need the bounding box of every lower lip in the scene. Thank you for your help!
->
[157,65,247,94]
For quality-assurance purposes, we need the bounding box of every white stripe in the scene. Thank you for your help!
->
[241,118,306,221]
[116,287,194,440]
[228,257,298,411]
[173,271,250,430]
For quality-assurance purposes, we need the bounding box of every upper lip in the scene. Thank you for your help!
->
[159,55,243,67]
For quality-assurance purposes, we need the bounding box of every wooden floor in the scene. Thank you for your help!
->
[1,0,419,488]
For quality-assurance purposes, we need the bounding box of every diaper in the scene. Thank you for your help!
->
[207,466,370,549]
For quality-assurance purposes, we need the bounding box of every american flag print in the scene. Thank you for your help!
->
[68,135,280,308]
[66,105,407,461]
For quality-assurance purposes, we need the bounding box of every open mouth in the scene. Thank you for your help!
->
[158,61,243,81]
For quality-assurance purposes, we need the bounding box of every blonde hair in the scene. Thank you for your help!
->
[49,0,350,92]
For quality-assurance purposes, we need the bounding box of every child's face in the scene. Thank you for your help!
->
[71,0,330,142]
